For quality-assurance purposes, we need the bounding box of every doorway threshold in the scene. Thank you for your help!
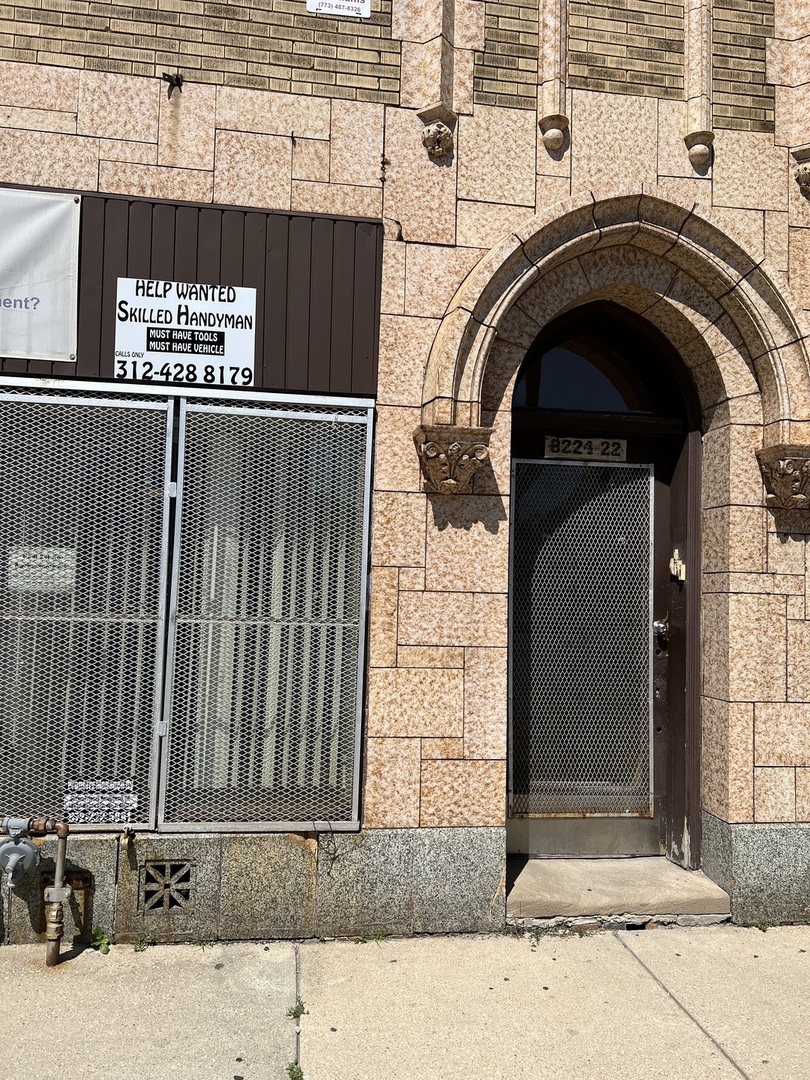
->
[506,856,730,925]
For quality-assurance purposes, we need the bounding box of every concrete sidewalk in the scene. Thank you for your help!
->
[2,926,809,1080]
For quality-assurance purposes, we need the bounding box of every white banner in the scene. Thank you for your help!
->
[0,188,80,361]
[114,277,257,387]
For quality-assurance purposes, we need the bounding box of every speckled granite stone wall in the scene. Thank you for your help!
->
[2,829,507,943]
[0,0,808,934]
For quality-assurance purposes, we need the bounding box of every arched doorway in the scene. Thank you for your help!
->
[507,302,702,867]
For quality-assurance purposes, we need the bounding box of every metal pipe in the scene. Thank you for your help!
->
[54,832,67,889]
[0,816,71,966]
[46,828,69,967]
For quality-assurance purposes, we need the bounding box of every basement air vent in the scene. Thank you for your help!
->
[141,861,194,913]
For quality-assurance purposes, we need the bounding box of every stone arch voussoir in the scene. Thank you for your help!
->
[421,189,810,448]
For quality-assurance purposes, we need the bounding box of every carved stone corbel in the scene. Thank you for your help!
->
[756,445,810,509]
[417,103,457,162]
[792,146,810,201]
[684,130,714,171]
[539,113,569,154]
[414,425,493,494]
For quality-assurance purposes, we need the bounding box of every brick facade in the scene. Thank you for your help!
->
[567,0,685,99]
[473,0,538,110]
[712,0,775,132]
[0,0,400,102]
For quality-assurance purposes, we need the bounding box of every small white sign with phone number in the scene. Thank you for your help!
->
[114,277,256,387]
[306,0,370,16]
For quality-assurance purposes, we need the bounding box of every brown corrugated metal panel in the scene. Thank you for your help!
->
[4,193,382,397]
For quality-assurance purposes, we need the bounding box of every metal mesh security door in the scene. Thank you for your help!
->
[160,400,371,829]
[0,392,173,826]
[510,460,653,817]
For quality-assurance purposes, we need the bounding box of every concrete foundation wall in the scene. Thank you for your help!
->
[703,812,810,924]
[1,829,507,944]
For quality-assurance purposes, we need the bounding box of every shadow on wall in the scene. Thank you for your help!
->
[427,487,507,533]
[7,857,95,945]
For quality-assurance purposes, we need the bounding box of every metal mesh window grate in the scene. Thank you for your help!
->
[0,388,371,831]
[0,394,171,826]
[510,461,652,816]
[161,403,369,826]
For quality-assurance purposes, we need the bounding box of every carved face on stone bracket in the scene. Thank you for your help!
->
[796,163,810,201]
[421,121,454,160]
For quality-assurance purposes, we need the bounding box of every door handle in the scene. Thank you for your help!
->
[653,617,669,637]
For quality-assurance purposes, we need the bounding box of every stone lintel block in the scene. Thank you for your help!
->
[6,835,118,946]
[398,590,508,648]
[755,765,796,822]
[755,702,810,765]
[419,759,505,826]
[367,667,464,737]
[704,816,810,924]
[114,834,222,944]
[219,834,317,939]
[363,737,421,828]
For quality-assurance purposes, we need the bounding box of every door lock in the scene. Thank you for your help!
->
[653,616,669,638]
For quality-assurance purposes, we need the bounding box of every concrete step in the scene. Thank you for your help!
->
[506,855,731,921]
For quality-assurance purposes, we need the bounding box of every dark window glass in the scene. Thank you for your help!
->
[514,310,678,415]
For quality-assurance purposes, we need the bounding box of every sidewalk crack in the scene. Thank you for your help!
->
[615,932,753,1080]
[293,943,302,1068]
